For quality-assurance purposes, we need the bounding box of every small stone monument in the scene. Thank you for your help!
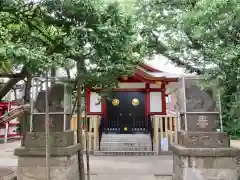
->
[171,77,240,180]
[32,83,72,132]
[14,80,80,180]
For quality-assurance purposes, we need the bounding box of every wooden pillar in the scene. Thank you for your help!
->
[154,115,159,153]
[174,116,178,143]
[88,117,92,151]
[145,83,150,120]
[169,117,173,143]
[4,122,9,143]
[94,116,99,151]
[161,83,167,114]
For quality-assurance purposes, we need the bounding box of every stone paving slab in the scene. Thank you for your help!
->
[230,140,240,148]
[88,175,172,180]
[3,139,240,179]
[0,168,15,179]
[0,141,173,176]
[2,139,240,179]
[94,175,156,180]
[88,156,173,175]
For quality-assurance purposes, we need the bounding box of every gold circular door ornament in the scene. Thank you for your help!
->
[132,98,139,106]
[124,127,128,131]
[112,99,120,106]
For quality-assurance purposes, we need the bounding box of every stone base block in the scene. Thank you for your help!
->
[170,144,240,180]
[24,130,74,148]
[17,154,79,180]
[178,131,229,148]
[15,143,81,180]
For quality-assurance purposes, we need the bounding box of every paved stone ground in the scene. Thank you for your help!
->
[1,140,240,179]
[230,140,240,149]
[0,141,173,180]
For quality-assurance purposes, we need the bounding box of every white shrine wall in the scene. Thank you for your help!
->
[89,92,102,113]
[118,82,145,89]
[150,92,163,112]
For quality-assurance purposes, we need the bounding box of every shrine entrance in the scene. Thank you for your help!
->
[106,92,146,134]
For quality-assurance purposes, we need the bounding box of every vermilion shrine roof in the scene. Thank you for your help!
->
[126,63,180,83]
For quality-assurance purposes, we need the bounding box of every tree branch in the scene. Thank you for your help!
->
[0,66,29,100]
[0,73,27,78]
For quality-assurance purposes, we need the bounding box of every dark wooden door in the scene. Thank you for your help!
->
[107,92,146,134]
[127,92,146,133]
[106,92,126,133]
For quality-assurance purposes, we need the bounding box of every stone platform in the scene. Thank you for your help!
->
[0,140,174,180]
[177,131,229,148]
[171,144,240,180]
[14,131,81,180]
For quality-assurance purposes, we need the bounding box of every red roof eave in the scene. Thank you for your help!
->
[139,63,162,72]
[134,68,178,83]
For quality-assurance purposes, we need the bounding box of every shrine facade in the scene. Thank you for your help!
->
[86,63,179,134]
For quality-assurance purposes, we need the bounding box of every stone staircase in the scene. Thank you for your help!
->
[94,134,155,156]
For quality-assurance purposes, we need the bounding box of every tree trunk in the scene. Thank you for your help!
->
[66,68,71,79]
[76,60,86,180]
[0,66,28,100]
[21,76,32,147]
[51,68,56,85]
[85,93,90,180]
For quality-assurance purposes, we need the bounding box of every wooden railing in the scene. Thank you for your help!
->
[71,114,178,154]
[71,115,99,152]
[152,115,178,153]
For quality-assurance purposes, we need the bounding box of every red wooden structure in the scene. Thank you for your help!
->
[0,101,20,138]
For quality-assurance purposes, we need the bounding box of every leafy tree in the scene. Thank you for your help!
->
[0,1,71,99]
[1,0,146,179]
[41,2,145,178]
[134,0,240,137]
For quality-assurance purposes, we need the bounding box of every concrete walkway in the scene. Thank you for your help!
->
[0,141,173,179]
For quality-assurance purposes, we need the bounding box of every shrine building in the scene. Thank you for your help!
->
[86,63,179,134]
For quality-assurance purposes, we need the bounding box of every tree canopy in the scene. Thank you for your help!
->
[1,0,240,137]
[0,0,145,99]
[133,0,240,137]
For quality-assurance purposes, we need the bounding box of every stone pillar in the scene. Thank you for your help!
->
[14,130,81,180]
[171,77,240,180]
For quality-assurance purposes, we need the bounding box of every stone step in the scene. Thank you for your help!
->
[97,140,151,143]
[97,143,153,151]
[100,138,151,141]
[94,151,156,156]
[98,141,152,145]
[101,134,151,137]
[99,147,153,151]
[97,134,152,152]
[100,137,151,142]
[96,146,153,150]
[101,134,150,137]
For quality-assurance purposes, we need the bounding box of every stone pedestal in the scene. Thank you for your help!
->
[171,77,240,179]
[171,114,240,180]
[171,144,240,180]
[14,131,81,180]
[177,131,229,148]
